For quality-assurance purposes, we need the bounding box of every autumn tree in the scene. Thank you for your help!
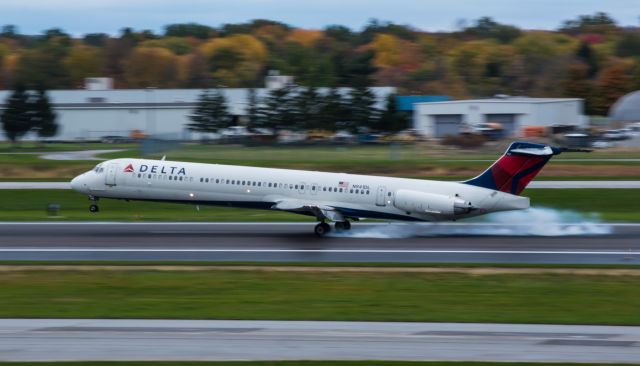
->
[561,62,594,114]
[560,12,617,35]
[123,47,179,87]
[164,23,215,39]
[200,34,267,87]
[462,17,521,43]
[593,63,632,115]
[64,45,104,87]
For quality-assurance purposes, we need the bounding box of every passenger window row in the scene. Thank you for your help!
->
[136,172,371,196]
[135,173,193,182]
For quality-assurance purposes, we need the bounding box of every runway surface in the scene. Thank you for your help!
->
[2,180,640,189]
[1,222,639,264]
[1,319,638,362]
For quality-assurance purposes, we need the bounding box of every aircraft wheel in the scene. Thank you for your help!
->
[335,221,351,231]
[89,204,99,213]
[314,222,331,237]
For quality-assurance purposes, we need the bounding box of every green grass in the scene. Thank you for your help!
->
[0,363,636,366]
[2,143,640,179]
[1,269,639,325]
[0,189,638,222]
[0,142,138,153]
[1,261,639,269]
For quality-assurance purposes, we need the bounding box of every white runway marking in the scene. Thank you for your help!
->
[0,248,638,255]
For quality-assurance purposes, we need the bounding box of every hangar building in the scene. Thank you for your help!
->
[0,85,395,141]
[413,97,586,138]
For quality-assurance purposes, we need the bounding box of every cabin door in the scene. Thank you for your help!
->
[105,163,118,186]
[376,186,386,206]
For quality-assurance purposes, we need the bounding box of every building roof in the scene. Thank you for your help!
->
[609,90,640,122]
[0,87,396,113]
[415,97,582,106]
[396,95,450,111]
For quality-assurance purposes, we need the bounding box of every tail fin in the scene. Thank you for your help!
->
[463,141,562,195]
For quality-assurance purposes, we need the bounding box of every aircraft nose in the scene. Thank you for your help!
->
[70,175,83,192]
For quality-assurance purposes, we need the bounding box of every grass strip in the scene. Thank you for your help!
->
[1,269,639,325]
[0,189,638,222]
[0,261,639,269]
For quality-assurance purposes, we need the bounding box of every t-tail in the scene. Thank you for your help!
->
[463,141,588,195]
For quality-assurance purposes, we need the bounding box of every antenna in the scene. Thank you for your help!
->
[161,155,166,161]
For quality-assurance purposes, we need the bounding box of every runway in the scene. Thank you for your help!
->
[0,222,639,264]
[1,319,638,362]
[2,180,640,189]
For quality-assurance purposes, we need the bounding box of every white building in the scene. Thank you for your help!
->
[0,86,395,141]
[413,97,586,138]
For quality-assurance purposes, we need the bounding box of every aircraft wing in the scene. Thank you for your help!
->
[271,199,345,221]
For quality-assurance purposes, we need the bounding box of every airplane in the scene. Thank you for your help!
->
[70,141,585,237]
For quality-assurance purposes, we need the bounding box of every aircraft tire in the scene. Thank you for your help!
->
[314,222,331,237]
[89,204,99,213]
[335,221,351,231]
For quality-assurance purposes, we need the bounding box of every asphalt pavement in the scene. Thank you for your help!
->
[1,319,638,362]
[0,222,638,264]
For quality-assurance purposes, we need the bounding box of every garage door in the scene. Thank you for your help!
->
[433,115,463,138]
[485,114,517,136]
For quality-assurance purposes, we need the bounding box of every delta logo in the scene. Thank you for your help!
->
[122,163,187,175]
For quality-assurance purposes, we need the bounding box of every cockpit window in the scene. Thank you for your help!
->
[93,164,104,173]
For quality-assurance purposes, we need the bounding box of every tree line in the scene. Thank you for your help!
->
[188,88,407,134]
[0,13,639,115]
[0,86,57,144]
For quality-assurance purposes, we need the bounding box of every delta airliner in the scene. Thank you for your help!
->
[70,141,580,236]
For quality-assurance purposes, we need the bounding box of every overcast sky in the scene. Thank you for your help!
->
[1,0,639,36]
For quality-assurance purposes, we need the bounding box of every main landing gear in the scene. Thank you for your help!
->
[88,196,100,213]
[335,221,351,231]
[314,222,331,237]
[314,221,352,237]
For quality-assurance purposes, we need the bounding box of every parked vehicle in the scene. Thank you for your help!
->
[602,129,628,141]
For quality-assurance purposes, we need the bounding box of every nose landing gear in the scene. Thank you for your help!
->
[88,196,100,213]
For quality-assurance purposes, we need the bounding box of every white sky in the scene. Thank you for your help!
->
[1,0,639,35]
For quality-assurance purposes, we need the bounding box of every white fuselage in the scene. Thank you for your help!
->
[70,158,529,222]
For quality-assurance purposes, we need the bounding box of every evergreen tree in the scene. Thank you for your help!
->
[377,94,408,132]
[187,89,231,133]
[320,87,347,131]
[245,88,260,130]
[347,85,379,132]
[31,89,58,141]
[293,86,322,130]
[0,84,32,144]
[255,86,295,131]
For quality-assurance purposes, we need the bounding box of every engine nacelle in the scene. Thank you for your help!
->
[393,189,474,216]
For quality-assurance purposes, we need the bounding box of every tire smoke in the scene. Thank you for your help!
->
[329,207,612,239]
